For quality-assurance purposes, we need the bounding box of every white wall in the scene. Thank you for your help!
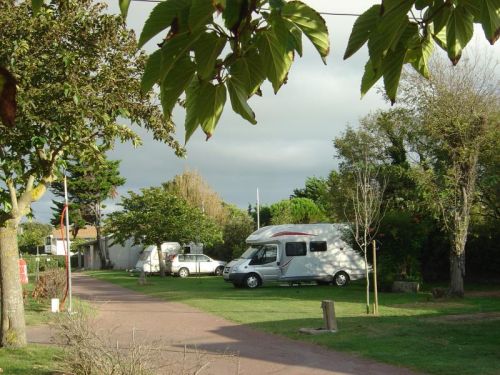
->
[108,238,143,270]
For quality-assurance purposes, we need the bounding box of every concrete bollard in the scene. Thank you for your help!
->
[321,300,337,331]
[51,298,60,313]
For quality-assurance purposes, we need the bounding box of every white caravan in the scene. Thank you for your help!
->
[223,224,366,288]
[134,242,203,273]
[44,235,75,256]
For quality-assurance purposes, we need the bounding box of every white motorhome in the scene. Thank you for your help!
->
[223,224,366,288]
[133,242,203,273]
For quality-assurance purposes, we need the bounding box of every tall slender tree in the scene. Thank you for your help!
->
[334,127,387,314]
[50,156,126,268]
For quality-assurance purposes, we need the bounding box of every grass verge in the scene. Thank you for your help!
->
[0,273,68,374]
[88,270,500,375]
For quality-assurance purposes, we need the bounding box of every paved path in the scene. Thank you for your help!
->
[28,274,421,375]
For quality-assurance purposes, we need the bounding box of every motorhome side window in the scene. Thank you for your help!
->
[310,241,327,252]
[285,242,307,256]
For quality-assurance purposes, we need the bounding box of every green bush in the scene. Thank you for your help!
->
[376,211,432,285]
[23,254,66,273]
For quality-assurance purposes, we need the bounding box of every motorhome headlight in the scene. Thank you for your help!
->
[230,264,241,272]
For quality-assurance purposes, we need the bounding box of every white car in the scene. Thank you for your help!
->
[166,254,226,278]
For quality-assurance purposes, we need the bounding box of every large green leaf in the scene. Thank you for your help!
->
[189,0,215,31]
[227,78,257,124]
[119,0,131,18]
[344,5,381,60]
[282,1,329,63]
[184,80,226,142]
[184,79,202,142]
[32,0,43,15]
[256,29,293,93]
[432,25,447,50]
[408,33,433,79]
[160,30,202,81]
[138,0,190,49]
[427,0,452,33]
[193,32,226,79]
[367,1,412,68]
[360,59,382,98]
[200,83,227,139]
[223,0,247,31]
[446,4,474,64]
[415,0,433,11]
[382,45,407,104]
[160,56,196,115]
[480,0,500,44]
[141,49,163,93]
[281,18,303,57]
[230,49,266,97]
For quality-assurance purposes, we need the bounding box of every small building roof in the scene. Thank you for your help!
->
[52,225,97,240]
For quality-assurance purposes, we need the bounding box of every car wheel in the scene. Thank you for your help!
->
[178,268,190,278]
[334,271,349,287]
[244,273,261,289]
[214,266,224,276]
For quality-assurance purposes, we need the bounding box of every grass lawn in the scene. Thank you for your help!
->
[89,271,500,375]
[0,276,64,375]
[0,345,62,375]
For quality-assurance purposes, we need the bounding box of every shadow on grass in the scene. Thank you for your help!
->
[179,314,500,375]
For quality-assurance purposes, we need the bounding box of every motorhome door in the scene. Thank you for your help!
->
[249,244,280,281]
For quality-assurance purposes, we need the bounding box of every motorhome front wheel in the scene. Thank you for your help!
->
[244,273,261,289]
[334,271,350,287]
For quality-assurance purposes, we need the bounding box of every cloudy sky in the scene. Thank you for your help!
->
[30,0,495,222]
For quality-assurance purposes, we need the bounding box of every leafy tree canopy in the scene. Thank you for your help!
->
[105,187,223,249]
[270,197,326,224]
[0,0,183,226]
[17,221,52,253]
[163,169,228,225]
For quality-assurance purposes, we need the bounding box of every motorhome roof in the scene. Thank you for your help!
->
[246,224,343,243]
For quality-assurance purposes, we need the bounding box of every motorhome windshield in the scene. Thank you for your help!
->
[240,246,263,259]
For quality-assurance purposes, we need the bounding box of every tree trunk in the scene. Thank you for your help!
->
[0,223,27,347]
[157,243,166,277]
[449,227,467,297]
[449,251,464,297]
[96,225,108,269]
[364,248,370,314]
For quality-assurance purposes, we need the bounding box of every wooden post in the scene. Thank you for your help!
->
[372,240,379,315]
[321,300,337,331]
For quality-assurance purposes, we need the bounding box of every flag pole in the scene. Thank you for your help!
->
[64,173,73,313]
[257,188,260,229]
